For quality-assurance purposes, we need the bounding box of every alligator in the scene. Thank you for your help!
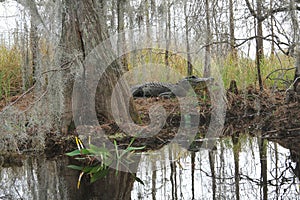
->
[131,75,213,97]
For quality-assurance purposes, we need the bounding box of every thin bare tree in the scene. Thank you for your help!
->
[204,0,211,77]
[184,1,193,76]
[229,0,237,59]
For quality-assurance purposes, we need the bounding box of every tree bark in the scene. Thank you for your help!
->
[209,151,216,200]
[184,2,193,76]
[204,0,211,77]
[269,0,275,58]
[290,0,300,89]
[59,0,137,134]
[232,135,240,200]
[165,0,170,69]
[229,0,237,59]
[244,0,264,90]
[256,0,264,91]
[111,0,116,33]
[117,0,128,71]
[61,157,136,200]
[21,17,30,92]
[29,15,38,87]
[294,48,300,89]
[258,137,268,200]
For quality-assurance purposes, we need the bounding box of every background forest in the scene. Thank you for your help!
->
[0,0,299,149]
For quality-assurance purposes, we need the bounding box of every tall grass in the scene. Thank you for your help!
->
[220,54,295,90]
[127,49,295,91]
[260,55,295,89]
[0,45,22,101]
[0,47,294,102]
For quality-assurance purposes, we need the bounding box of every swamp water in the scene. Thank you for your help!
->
[0,136,299,200]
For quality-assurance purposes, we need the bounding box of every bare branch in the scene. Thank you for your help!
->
[1,85,35,113]
[266,67,296,80]
[15,0,49,32]
[234,34,276,47]
[244,0,258,19]
[261,5,300,22]
[245,0,300,22]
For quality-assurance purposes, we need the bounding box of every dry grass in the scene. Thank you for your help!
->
[127,49,295,91]
[0,45,22,101]
[0,46,295,103]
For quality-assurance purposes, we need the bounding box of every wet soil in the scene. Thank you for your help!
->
[0,87,299,155]
[43,87,299,154]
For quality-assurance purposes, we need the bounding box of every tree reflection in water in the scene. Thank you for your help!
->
[133,136,299,199]
[0,136,299,199]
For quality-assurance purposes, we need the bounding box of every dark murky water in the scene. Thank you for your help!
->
[0,136,299,200]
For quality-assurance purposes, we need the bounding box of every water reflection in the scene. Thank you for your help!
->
[0,155,136,200]
[0,136,299,200]
[132,136,299,200]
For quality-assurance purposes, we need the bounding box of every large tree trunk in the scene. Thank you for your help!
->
[64,157,136,200]
[59,0,137,134]
[117,0,128,71]
[291,0,300,89]
[294,48,300,90]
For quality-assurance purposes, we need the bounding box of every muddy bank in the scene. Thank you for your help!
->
[44,89,299,152]
[130,89,298,136]
[0,88,299,153]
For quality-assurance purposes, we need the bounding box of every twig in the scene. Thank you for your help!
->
[0,56,78,113]
[41,55,81,75]
[286,127,300,132]
[286,77,300,92]
[21,90,48,113]
[267,77,291,85]
[41,60,72,75]
[14,185,24,200]
[1,85,35,113]
[266,67,296,80]
[265,127,300,134]
[265,129,278,134]
[235,34,270,47]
